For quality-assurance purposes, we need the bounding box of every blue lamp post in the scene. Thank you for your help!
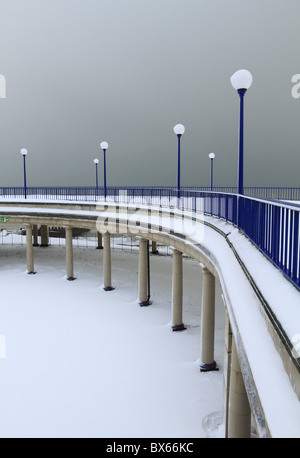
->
[230,69,253,195]
[100,141,109,199]
[94,158,99,196]
[208,152,215,191]
[173,124,185,198]
[20,148,28,199]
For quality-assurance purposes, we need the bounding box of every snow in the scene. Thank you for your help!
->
[0,236,225,438]
[181,215,300,438]
[0,197,300,438]
[199,218,300,438]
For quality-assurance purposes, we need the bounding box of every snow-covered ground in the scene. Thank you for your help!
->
[0,234,225,438]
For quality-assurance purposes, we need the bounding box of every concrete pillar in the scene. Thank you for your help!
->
[96,232,103,249]
[223,312,233,437]
[32,225,39,246]
[200,267,218,372]
[25,224,36,274]
[139,238,151,306]
[103,232,114,291]
[228,339,251,438]
[171,249,185,331]
[40,225,49,247]
[151,241,159,254]
[65,227,76,281]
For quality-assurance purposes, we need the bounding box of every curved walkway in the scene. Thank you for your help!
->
[0,199,299,437]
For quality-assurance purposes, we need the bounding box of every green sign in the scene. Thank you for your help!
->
[0,217,9,222]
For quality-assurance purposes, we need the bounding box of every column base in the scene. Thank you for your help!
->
[200,361,219,372]
[139,300,152,306]
[151,250,159,255]
[40,244,49,248]
[27,271,36,275]
[172,323,186,332]
[103,286,115,291]
[67,276,76,281]
[96,246,103,250]
[33,244,39,247]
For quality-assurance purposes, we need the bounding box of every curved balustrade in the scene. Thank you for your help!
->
[1,185,300,201]
[0,189,299,437]
[0,186,299,288]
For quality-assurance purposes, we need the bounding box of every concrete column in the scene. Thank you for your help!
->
[32,225,39,246]
[228,339,251,438]
[171,249,185,331]
[25,225,36,274]
[151,241,159,254]
[103,232,114,291]
[223,312,233,437]
[65,227,76,281]
[96,232,103,249]
[139,238,151,306]
[40,225,49,247]
[200,267,218,372]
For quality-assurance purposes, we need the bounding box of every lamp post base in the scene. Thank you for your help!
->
[200,361,219,372]
[139,300,152,307]
[103,286,115,291]
[172,323,186,332]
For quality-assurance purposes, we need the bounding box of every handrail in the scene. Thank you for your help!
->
[0,186,300,201]
[0,186,299,289]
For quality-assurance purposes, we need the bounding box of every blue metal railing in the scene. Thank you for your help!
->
[0,185,300,201]
[0,186,299,288]
[238,195,300,288]
[185,186,300,201]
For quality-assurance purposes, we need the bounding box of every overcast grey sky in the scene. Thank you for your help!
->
[0,0,299,188]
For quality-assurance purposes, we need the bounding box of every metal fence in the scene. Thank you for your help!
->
[238,195,300,289]
[0,186,299,288]
[0,186,300,201]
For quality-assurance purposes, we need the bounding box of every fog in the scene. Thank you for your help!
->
[0,0,299,188]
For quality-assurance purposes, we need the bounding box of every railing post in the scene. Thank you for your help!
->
[287,209,294,276]
[284,208,289,274]
[292,211,299,284]
[279,207,284,269]
[272,206,280,263]
[225,194,229,221]
[237,195,242,230]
